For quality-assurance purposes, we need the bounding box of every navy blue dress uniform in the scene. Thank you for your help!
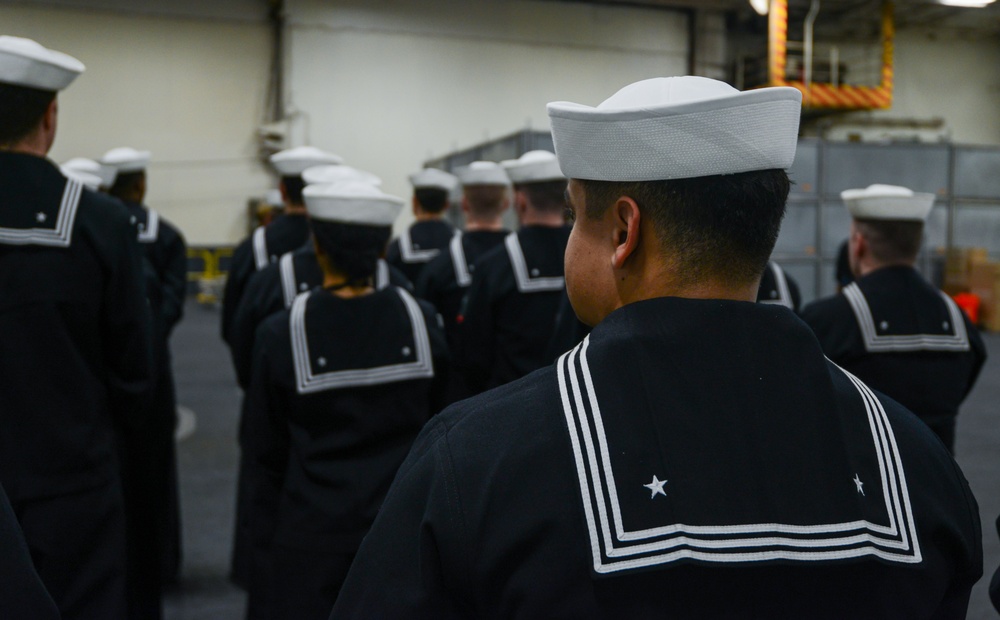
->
[0,483,59,619]
[801,185,986,452]
[456,150,570,395]
[756,260,801,312]
[0,36,152,620]
[331,77,982,618]
[221,146,342,346]
[385,168,459,284]
[242,182,449,620]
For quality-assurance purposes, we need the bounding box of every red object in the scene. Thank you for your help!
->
[952,292,980,325]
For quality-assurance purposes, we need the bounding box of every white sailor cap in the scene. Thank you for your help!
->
[455,161,509,187]
[0,35,84,91]
[62,157,116,188]
[302,164,382,187]
[303,181,403,227]
[101,147,151,174]
[264,189,284,208]
[547,76,802,182]
[60,165,102,191]
[270,146,344,177]
[409,168,458,192]
[501,150,565,185]
[841,184,935,222]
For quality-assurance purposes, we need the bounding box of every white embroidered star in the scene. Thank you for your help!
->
[401,346,412,357]
[643,475,667,499]
[35,212,47,223]
[317,357,327,367]
[530,268,540,277]
[853,474,865,496]
[942,321,950,330]
[879,320,889,331]
[299,283,308,291]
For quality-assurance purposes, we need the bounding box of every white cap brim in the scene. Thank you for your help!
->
[455,161,509,186]
[409,168,459,192]
[270,146,344,176]
[60,167,102,191]
[0,36,84,91]
[841,184,935,221]
[303,181,403,226]
[101,147,151,174]
[547,77,802,181]
[62,157,116,188]
[502,150,565,184]
[302,165,382,187]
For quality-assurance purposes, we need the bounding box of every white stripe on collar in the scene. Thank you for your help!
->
[759,262,793,309]
[0,178,83,248]
[376,258,390,290]
[556,337,920,574]
[252,227,270,271]
[505,232,565,293]
[843,282,970,353]
[279,252,299,309]
[449,231,471,287]
[289,286,434,394]
[399,227,441,264]
[137,209,160,243]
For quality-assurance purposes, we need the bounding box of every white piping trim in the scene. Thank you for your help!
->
[556,337,920,574]
[399,228,441,264]
[289,287,434,394]
[449,231,471,287]
[759,262,793,309]
[0,179,82,248]
[137,209,160,243]
[252,227,270,271]
[843,282,970,353]
[279,252,299,309]
[505,232,565,293]
[376,259,390,290]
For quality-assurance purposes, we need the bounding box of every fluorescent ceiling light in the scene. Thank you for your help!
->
[939,0,995,6]
[750,0,769,15]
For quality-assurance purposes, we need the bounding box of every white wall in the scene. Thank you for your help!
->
[283,0,689,234]
[807,29,1000,145]
[1,3,273,245]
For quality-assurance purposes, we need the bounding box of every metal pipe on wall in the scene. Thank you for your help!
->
[804,0,821,90]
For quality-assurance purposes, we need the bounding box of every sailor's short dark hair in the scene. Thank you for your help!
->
[414,187,449,214]
[854,219,923,264]
[516,180,567,214]
[280,176,306,206]
[581,169,790,286]
[311,219,391,286]
[0,82,56,147]
[108,171,144,200]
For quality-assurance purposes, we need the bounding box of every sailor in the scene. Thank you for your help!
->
[756,261,802,312]
[385,168,458,284]
[331,77,982,618]
[228,171,412,590]
[0,35,151,618]
[221,146,342,345]
[801,184,986,452]
[242,181,449,619]
[454,150,570,396]
[415,160,510,350]
[61,157,116,191]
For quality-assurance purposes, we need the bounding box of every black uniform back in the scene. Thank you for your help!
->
[0,153,151,618]
[331,297,982,619]
[385,219,454,284]
[801,266,986,451]
[243,286,449,619]
[415,229,508,348]
[0,483,59,619]
[756,260,802,312]
[221,213,310,345]
[455,226,571,395]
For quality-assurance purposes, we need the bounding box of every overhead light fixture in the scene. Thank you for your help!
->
[750,0,769,15]
[939,0,995,6]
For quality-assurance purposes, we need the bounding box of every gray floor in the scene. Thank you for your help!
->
[163,299,1000,619]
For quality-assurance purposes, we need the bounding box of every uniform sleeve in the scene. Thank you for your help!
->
[453,265,496,395]
[991,514,1000,613]
[221,238,254,345]
[932,453,983,619]
[787,274,803,314]
[385,239,403,270]
[244,324,290,557]
[160,224,188,335]
[414,256,443,307]
[961,315,987,401]
[103,211,154,428]
[420,302,451,414]
[329,419,472,618]
[389,265,415,293]
[230,269,276,390]
[0,484,60,620]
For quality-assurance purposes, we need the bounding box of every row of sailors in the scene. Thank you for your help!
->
[0,34,995,620]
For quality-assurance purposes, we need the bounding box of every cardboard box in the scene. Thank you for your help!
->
[968,260,1000,332]
[944,247,990,292]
